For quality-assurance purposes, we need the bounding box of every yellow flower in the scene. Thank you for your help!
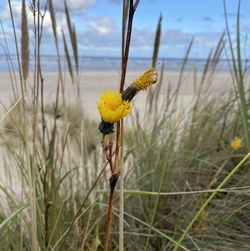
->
[231,137,241,151]
[134,67,158,90]
[98,90,132,123]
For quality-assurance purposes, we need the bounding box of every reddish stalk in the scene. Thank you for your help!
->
[103,1,140,250]
[103,177,117,251]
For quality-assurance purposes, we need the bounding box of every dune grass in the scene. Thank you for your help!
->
[0,0,250,251]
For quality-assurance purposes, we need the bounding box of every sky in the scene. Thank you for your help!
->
[0,0,250,58]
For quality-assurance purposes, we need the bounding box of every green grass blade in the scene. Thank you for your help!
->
[144,122,177,250]
[173,152,250,251]
[123,211,189,251]
[0,203,29,230]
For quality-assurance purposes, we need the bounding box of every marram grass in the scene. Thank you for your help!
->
[1,0,250,250]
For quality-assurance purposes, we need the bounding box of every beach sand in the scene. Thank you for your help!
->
[0,70,233,120]
[0,70,236,196]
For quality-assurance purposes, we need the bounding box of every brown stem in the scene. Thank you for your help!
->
[104,186,115,251]
[102,137,114,174]
[104,1,140,250]
[108,140,114,174]
[114,121,121,174]
[104,173,119,251]
[119,0,140,93]
[117,0,140,173]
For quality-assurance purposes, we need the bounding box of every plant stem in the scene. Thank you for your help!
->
[104,185,115,251]
[119,0,139,92]
[119,120,124,251]
[104,1,140,250]
[104,173,119,251]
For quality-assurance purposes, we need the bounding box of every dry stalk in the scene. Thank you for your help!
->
[21,0,29,85]
[8,0,25,99]
[147,14,162,113]
[62,30,74,83]
[64,1,80,98]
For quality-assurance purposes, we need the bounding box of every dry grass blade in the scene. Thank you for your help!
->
[152,14,162,68]
[48,0,66,107]
[177,37,194,85]
[147,14,162,111]
[197,33,224,94]
[152,61,164,114]
[48,0,58,47]
[8,0,24,98]
[170,38,193,108]
[21,0,29,82]
[72,25,79,72]
[64,1,79,72]
[211,32,225,72]
[0,19,18,98]
[62,30,74,83]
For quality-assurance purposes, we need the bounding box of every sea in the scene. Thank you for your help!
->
[0,54,232,73]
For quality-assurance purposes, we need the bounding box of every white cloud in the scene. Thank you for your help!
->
[87,18,116,35]
[2,0,95,21]
[77,17,120,48]
[2,1,21,20]
[1,1,69,37]
[0,0,226,58]
[109,0,121,4]
[48,0,96,13]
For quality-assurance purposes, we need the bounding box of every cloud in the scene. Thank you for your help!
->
[0,0,72,56]
[77,17,121,49]
[1,1,67,35]
[48,0,96,13]
[0,0,225,58]
[203,16,213,22]
[87,17,116,35]
[175,17,184,22]
[76,22,223,57]
[2,0,95,20]
[109,0,160,5]
[109,0,121,4]
[161,29,191,46]
[221,12,245,19]
[131,28,154,47]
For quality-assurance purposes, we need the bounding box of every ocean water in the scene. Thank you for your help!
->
[0,55,230,72]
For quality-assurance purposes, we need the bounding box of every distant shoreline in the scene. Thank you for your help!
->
[0,55,233,73]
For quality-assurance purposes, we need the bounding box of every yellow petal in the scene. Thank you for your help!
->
[98,90,132,123]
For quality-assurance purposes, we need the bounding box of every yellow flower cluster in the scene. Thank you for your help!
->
[98,90,132,123]
[97,68,158,128]
[134,67,158,90]
[231,137,241,151]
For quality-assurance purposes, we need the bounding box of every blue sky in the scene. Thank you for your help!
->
[0,0,250,58]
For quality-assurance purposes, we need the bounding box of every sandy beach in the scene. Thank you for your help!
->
[0,70,234,122]
[0,69,235,198]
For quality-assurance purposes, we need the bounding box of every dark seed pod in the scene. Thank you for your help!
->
[122,84,138,101]
[99,120,114,135]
